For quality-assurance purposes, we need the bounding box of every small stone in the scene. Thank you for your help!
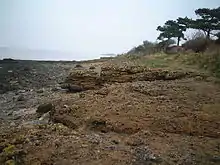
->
[37,89,44,93]
[53,115,77,129]
[54,140,61,148]
[51,86,62,92]
[7,111,13,116]
[17,94,25,101]
[23,66,31,71]
[13,116,21,120]
[81,144,88,148]
[36,103,54,114]
[206,77,216,82]
[63,105,68,108]
[35,140,40,146]
[112,139,119,144]
[39,112,50,123]
[95,88,109,95]
[79,93,85,98]
[10,80,18,85]
[89,66,96,69]
[17,90,26,93]
[63,84,83,93]
[126,138,144,146]
[10,122,16,127]
[195,76,203,81]
[75,64,83,68]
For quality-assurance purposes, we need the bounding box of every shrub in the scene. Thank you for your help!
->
[182,37,210,52]
[183,44,220,77]
[204,45,220,77]
[127,40,162,56]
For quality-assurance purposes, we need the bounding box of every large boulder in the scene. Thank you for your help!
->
[100,65,192,82]
[64,65,196,92]
[65,69,102,90]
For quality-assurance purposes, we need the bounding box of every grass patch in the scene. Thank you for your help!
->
[122,46,220,78]
[142,58,169,68]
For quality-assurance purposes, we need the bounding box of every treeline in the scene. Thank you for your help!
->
[128,6,220,55]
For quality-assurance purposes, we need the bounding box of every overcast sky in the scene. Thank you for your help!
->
[0,0,219,60]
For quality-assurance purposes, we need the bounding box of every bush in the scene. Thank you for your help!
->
[127,40,162,55]
[204,45,220,77]
[183,45,220,77]
[182,37,210,52]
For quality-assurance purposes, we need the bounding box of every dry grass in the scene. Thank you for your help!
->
[123,46,220,79]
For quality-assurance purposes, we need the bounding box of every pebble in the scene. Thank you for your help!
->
[17,94,25,101]
[37,89,44,93]
[112,139,119,145]
[51,86,62,92]
[36,103,54,114]
[63,105,68,108]
[10,122,16,126]
[211,156,220,162]
[7,111,13,116]
[17,90,26,93]
[39,112,50,122]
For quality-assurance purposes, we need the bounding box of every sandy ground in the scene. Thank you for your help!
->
[0,57,220,165]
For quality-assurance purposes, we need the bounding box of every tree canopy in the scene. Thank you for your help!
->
[157,20,186,46]
[156,6,220,48]
[178,7,220,39]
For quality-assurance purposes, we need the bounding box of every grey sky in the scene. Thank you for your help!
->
[0,0,219,60]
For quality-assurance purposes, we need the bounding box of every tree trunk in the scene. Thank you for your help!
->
[177,37,180,46]
[206,29,211,39]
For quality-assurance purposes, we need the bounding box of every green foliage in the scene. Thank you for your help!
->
[3,145,16,156]
[142,40,160,54]
[128,6,220,58]
[157,20,187,46]
[181,45,220,77]
[127,40,160,55]
[143,40,155,48]
[204,46,220,77]
[142,56,170,68]
[178,7,220,39]
[215,32,220,44]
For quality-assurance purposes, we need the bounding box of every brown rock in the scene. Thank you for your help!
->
[64,65,195,93]
[65,69,101,90]
[52,115,77,129]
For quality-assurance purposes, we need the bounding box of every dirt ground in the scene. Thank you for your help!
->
[0,56,220,165]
